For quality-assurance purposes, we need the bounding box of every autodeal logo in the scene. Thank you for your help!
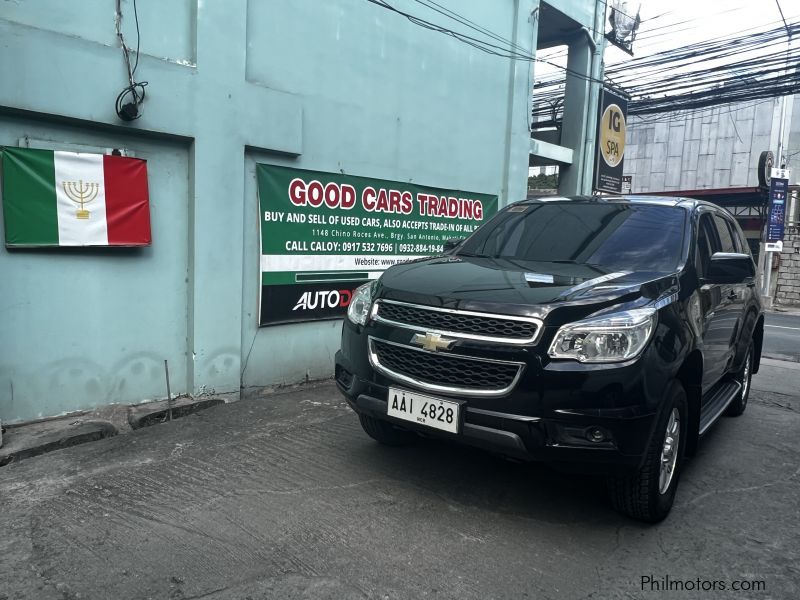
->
[292,289,353,311]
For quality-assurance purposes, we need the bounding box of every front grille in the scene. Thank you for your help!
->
[374,300,540,343]
[369,338,523,395]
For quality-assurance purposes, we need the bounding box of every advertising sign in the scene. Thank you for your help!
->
[257,164,498,325]
[767,168,789,243]
[594,89,628,194]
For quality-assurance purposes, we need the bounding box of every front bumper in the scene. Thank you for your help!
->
[336,317,668,475]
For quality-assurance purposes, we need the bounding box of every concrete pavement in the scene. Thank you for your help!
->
[1,370,798,600]
[763,311,800,362]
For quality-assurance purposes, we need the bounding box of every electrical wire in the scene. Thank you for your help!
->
[115,0,147,121]
[363,0,609,88]
[364,0,799,124]
[533,20,800,122]
[775,0,791,37]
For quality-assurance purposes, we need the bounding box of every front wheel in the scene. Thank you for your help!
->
[726,341,753,417]
[607,381,688,522]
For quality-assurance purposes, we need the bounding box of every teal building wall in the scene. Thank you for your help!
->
[0,0,598,422]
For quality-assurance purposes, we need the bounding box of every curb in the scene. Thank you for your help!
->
[0,420,118,467]
[127,397,225,430]
[1,396,228,467]
[762,353,800,364]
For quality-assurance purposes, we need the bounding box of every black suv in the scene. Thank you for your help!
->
[335,197,764,522]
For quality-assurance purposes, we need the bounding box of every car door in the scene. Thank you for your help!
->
[696,211,737,392]
[713,212,750,355]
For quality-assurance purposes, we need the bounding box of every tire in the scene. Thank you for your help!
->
[607,381,688,522]
[725,341,753,417]
[358,414,415,446]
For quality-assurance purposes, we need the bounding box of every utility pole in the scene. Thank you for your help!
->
[763,3,792,298]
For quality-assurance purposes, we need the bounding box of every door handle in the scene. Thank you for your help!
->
[727,291,738,300]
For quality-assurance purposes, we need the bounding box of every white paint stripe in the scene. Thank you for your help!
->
[261,254,425,273]
[765,324,800,331]
[54,151,108,246]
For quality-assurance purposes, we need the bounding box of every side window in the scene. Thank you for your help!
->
[712,215,736,253]
[696,214,716,278]
[726,218,748,254]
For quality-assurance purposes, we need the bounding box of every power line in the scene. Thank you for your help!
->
[775,0,791,37]
[533,21,800,120]
[364,0,611,89]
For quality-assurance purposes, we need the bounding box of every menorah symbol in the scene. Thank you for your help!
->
[63,180,99,219]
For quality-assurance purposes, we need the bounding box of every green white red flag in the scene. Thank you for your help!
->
[2,147,151,247]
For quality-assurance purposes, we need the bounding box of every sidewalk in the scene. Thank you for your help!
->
[769,306,800,316]
[0,394,225,466]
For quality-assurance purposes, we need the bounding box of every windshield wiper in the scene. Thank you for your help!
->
[457,251,493,258]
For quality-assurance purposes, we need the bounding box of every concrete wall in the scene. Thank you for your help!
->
[623,97,800,192]
[1,0,602,422]
[775,226,800,307]
[0,117,191,421]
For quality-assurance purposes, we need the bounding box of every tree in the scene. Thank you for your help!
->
[528,173,558,190]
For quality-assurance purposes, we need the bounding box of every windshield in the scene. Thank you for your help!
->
[459,202,687,273]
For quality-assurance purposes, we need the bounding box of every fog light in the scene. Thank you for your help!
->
[587,427,606,443]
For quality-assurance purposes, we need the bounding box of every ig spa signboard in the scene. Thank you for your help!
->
[594,89,628,194]
[257,164,498,325]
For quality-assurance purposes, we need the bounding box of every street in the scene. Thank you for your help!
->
[764,311,800,362]
[4,1,800,599]
[1,363,799,600]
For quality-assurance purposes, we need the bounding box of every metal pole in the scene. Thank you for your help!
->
[764,252,773,298]
[164,359,173,421]
[582,0,606,195]
[777,97,787,168]
[764,34,791,297]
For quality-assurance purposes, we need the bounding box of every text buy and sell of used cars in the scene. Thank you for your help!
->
[336,196,763,522]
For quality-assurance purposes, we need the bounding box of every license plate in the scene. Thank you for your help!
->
[387,387,460,434]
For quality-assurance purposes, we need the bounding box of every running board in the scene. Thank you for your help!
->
[699,380,742,435]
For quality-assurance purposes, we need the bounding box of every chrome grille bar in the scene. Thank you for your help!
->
[368,337,525,397]
[372,299,543,345]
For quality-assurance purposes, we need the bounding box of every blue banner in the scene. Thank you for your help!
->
[767,176,787,243]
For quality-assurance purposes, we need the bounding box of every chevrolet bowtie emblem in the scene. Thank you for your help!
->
[412,332,456,352]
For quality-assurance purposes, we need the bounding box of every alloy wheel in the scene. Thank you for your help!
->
[659,407,681,495]
[741,349,751,404]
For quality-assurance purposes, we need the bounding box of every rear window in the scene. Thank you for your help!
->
[459,202,687,273]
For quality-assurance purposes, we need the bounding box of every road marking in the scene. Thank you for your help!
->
[765,324,800,331]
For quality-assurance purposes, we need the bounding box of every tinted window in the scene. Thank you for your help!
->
[713,215,737,253]
[460,203,687,272]
[696,214,715,278]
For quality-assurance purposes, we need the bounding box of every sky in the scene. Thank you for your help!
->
[605,0,800,64]
[533,0,800,177]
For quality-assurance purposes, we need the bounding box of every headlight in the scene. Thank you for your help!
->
[548,307,656,363]
[347,282,373,325]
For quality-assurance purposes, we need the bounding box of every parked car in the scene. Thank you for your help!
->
[335,196,764,522]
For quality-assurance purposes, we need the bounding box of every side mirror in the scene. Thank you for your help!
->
[706,252,755,284]
[443,237,465,252]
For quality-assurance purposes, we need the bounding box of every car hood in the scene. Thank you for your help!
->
[376,255,679,322]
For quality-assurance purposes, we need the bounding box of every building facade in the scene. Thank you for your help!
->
[0,0,603,422]
[623,98,795,193]
[623,96,800,305]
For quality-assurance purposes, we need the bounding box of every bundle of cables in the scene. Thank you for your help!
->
[115,0,148,122]
[532,20,800,122]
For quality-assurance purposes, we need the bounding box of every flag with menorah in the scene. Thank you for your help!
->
[1,147,151,247]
